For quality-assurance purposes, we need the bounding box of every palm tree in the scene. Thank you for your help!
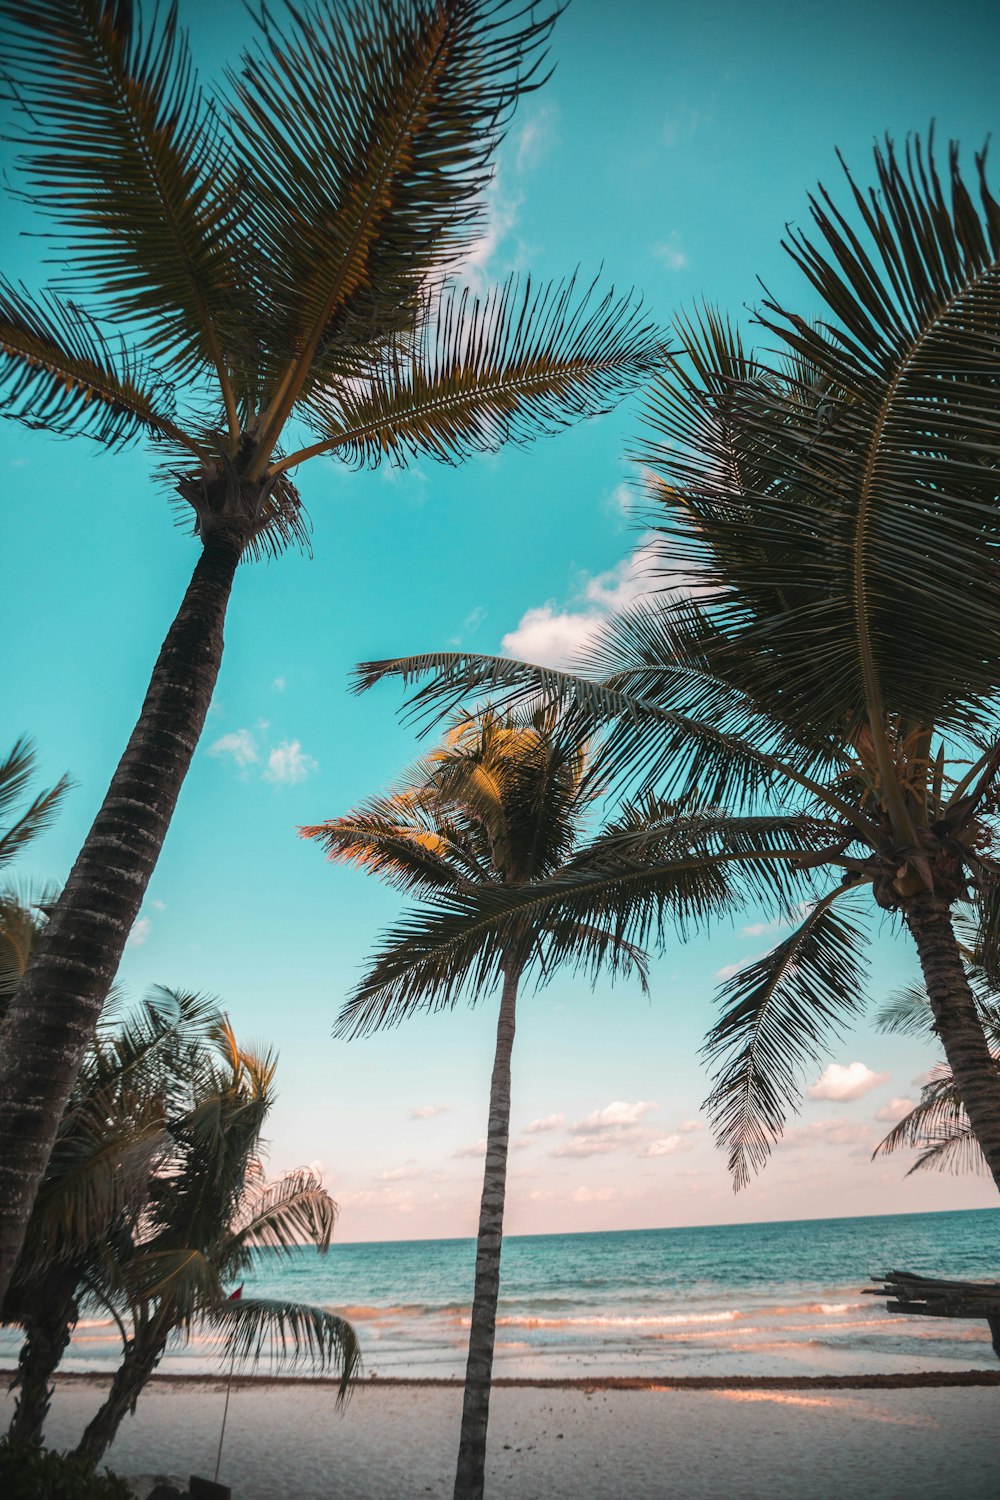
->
[302,708,649,1500]
[339,134,1000,1194]
[4,984,222,1445]
[0,0,662,1299]
[71,1021,359,1471]
[0,738,70,890]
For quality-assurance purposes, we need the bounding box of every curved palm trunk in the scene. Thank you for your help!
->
[6,1269,80,1445]
[0,526,245,1303]
[905,893,1000,1191]
[454,961,520,1500]
[71,1318,168,1472]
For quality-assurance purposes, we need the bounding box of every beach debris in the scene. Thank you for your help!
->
[866,1270,1000,1358]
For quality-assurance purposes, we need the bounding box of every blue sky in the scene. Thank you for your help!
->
[5,0,1000,1241]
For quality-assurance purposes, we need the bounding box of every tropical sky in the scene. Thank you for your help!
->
[5,0,1000,1243]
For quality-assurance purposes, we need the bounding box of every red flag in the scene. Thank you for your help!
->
[228,1284,243,1300]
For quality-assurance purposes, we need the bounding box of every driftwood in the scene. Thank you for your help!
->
[866,1270,1000,1359]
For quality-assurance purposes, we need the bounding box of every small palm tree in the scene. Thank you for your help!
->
[343,134,1000,1194]
[303,708,651,1500]
[4,984,221,1445]
[0,0,662,1298]
[70,1022,359,1472]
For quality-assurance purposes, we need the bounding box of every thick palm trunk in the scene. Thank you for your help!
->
[0,526,245,1303]
[904,893,1000,1192]
[71,1322,168,1471]
[6,1272,80,1445]
[454,962,520,1500]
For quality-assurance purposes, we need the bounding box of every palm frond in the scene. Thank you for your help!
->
[294,277,661,470]
[230,0,561,428]
[0,737,73,869]
[3,0,251,388]
[872,982,935,1038]
[300,798,475,896]
[873,1066,989,1176]
[206,1296,360,1396]
[219,1168,338,1259]
[703,887,870,1189]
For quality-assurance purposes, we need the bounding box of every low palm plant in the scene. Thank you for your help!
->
[303,707,652,1500]
[70,1022,359,1472]
[4,984,221,1445]
[0,0,662,1299]
[342,134,1000,1194]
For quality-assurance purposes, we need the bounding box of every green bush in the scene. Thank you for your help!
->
[0,1436,132,1499]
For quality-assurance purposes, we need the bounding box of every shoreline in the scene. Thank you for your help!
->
[9,1367,999,1391]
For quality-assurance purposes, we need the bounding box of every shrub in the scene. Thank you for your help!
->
[0,1436,132,1499]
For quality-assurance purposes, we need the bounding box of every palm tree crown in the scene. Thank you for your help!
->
[340,134,1000,1195]
[0,0,662,1301]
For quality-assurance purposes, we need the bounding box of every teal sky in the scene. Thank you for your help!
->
[5,0,1000,1241]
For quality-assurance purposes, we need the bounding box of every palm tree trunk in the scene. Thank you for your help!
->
[71,1321,168,1472]
[454,961,520,1500]
[904,893,1000,1192]
[6,1272,80,1445]
[0,526,246,1304]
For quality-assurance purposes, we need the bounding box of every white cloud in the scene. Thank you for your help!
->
[151,899,166,912]
[551,1135,625,1159]
[779,1118,876,1150]
[272,677,286,692]
[463,605,487,632]
[264,740,318,786]
[575,1100,658,1132]
[652,233,687,271]
[662,106,708,147]
[741,917,787,938]
[715,951,768,981]
[500,541,667,668]
[411,1104,450,1120]
[523,1113,565,1135]
[209,728,258,769]
[455,171,523,292]
[452,1139,487,1159]
[570,1185,617,1204]
[678,1119,702,1134]
[806,1062,890,1103]
[127,915,152,948]
[514,104,558,173]
[642,1134,685,1157]
[378,1165,418,1182]
[875,1097,915,1123]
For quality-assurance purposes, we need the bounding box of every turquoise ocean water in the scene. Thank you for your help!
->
[4,1208,998,1380]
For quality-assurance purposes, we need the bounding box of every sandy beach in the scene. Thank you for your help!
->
[7,1373,1000,1499]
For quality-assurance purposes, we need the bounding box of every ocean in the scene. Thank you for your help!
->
[4,1208,998,1381]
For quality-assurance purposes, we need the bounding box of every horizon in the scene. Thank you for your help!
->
[4,0,1000,1245]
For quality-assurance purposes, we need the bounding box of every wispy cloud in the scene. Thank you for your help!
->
[514,103,558,173]
[411,1104,451,1120]
[263,740,318,786]
[552,1100,660,1158]
[272,677,286,692]
[127,915,152,948]
[523,1113,565,1135]
[210,728,258,769]
[652,232,687,271]
[874,1097,914,1123]
[806,1062,890,1103]
[452,1139,487,1159]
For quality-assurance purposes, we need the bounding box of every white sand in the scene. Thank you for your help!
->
[8,1376,1000,1499]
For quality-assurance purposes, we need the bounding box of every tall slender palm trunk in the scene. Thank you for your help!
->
[71,1318,168,1471]
[454,962,520,1500]
[904,893,1000,1191]
[0,526,246,1304]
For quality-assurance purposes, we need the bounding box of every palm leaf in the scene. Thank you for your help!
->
[703,887,870,1189]
[219,1168,338,1260]
[3,0,250,389]
[873,982,935,1038]
[0,281,188,449]
[230,0,560,436]
[291,277,661,470]
[206,1296,360,1395]
[300,795,479,896]
[873,1065,989,1176]
[0,738,72,870]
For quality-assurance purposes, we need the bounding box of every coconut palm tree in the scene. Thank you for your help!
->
[5,984,222,1445]
[302,708,650,1500]
[0,0,663,1299]
[71,1021,359,1470]
[340,133,1000,1194]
